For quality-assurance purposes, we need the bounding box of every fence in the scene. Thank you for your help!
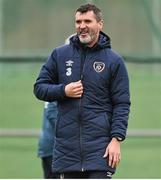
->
[0,128,161,137]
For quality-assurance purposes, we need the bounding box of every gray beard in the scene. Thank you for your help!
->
[79,35,93,44]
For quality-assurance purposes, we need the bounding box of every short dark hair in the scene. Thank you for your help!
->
[76,3,103,22]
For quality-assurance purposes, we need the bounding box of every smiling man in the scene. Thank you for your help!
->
[34,3,130,179]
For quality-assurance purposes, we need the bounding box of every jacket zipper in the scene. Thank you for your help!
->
[79,117,84,172]
[78,47,87,172]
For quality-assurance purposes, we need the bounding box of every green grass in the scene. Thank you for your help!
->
[0,63,43,128]
[0,137,160,178]
[0,137,42,178]
[127,63,161,129]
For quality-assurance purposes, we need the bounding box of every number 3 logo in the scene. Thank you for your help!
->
[66,67,72,76]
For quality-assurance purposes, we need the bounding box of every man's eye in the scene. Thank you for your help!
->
[85,20,91,24]
[76,21,81,24]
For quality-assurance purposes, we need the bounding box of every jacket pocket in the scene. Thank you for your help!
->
[89,113,111,137]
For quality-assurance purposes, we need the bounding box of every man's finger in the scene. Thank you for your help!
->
[113,155,121,168]
[112,155,117,168]
[108,154,113,167]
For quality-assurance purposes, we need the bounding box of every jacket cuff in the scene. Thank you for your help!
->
[60,84,67,99]
[111,133,125,141]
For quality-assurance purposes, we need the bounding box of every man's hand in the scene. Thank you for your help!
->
[103,138,121,168]
[65,80,83,98]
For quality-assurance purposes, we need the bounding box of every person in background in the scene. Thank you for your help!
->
[38,101,57,179]
[34,3,130,179]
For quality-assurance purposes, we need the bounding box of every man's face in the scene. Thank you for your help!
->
[75,11,103,47]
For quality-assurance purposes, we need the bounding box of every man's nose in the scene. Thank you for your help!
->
[80,22,86,29]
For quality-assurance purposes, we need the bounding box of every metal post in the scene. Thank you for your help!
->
[0,0,3,55]
[152,0,161,56]
[86,0,93,3]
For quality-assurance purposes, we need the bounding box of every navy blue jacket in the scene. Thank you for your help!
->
[38,101,57,158]
[34,32,130,173]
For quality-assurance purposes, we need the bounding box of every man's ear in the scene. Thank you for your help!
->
[99,20,103,31]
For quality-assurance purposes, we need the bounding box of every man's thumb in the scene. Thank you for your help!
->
[103,147,109,158]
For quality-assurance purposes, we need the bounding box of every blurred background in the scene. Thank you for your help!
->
[0,0,161,178]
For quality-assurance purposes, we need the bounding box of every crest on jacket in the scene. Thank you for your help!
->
[93,61,105,73]
[66,60,74,76]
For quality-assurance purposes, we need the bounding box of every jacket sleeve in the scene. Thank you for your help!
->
[110,56,131,140]
[33,50,66,102]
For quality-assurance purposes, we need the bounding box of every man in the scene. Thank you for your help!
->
[34,3,130,179]
[38,102,57,179]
